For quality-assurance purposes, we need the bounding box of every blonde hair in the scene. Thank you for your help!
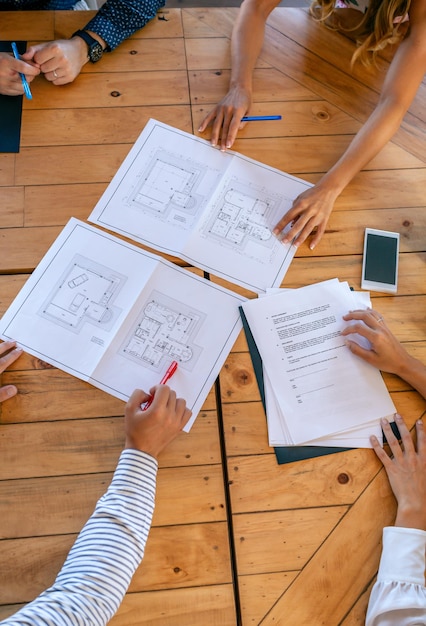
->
[310,0,410,65]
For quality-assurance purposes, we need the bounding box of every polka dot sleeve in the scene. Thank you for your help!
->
[84,0,166,51]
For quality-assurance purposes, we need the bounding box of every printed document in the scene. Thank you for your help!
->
[242,279,395,447]
[88,119,313,294]
[0,219,246,429]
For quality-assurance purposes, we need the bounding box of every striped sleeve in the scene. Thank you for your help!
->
[0,449,158,626]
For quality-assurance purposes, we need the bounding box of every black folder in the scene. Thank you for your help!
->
[0,41,26,153]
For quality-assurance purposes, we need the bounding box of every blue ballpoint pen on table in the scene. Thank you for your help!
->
[11,42,33,100]
[241,115,281,121]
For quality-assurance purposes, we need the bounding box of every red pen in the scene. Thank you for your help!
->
[142,360,179,411]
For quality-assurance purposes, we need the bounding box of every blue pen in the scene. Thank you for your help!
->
[11,42,32,100]
[241,115,282,122]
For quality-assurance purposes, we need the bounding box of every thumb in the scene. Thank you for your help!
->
[0,384,18,403]
[22,46,42,66]
[127,388,150,410]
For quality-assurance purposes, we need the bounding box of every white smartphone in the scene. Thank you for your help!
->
[361,228,400,293]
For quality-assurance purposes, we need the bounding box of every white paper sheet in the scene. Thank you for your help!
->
[0,219,247,430]
[88,119,313,294]
[242,279,396,445]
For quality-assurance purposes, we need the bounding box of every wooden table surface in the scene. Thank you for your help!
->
[0,7,425,625]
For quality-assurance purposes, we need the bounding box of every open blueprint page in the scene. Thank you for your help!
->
[88,119,313,293]
[0,219,246,429]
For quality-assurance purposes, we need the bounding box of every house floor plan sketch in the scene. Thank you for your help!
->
[0,219,246,429]
[125,149,211,229]
[89,119,314,293]
[39,255,125,333]
[120,290,204,372]
[201,179,285,261]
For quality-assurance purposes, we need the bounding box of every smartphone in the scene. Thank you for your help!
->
[361,228,399,293]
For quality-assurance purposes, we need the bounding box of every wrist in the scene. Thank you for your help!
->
[125,438,159,460]
[71,29,106,63]
[396,353,425,384]
[85,30,107,51]
[395,505,426,531]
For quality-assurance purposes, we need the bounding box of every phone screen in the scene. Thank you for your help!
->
[364,233,398,285]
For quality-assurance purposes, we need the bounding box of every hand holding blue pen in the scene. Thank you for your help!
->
[11,42,33,100]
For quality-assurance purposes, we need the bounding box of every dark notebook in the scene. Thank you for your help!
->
[0,41,26,153]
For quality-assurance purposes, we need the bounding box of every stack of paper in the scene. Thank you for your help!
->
[241,279,396,448]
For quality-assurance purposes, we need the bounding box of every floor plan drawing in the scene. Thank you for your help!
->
[120,290,205,372]
[39,255,125,333]
[201,179,287,261]
[124,149,212,229]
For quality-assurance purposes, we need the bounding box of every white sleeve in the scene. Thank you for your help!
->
[365,526,426,626]
[0,449,158,626]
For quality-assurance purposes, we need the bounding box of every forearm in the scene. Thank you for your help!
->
[229,0,280,91]
[316,21,426,199]
[395,354,426,401]
[85,0,166,51]
[1,450,158,626]
[316,95,408,198]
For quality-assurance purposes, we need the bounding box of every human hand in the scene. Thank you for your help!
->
[0,341,23,402]
[124,386,192,459]
[371,415,426,531]
[341,309,413,376]
[23,37,89,85]
[0,52,40,96]
[198,85,252,151]
[273,182,338,249]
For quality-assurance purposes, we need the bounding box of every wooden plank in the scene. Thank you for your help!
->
[0,154,15,187]
[0,523,231,601]
[0,368,216,423]
[239,572,298,626]
[185,37,269,71]
[233,506,347,575]
[189,68,317,106]
[233,136,424,176]
[129,521,232,591]
[314,207,426,257]
[0,188,24,227]
[110,584,236,626]
[23,71,190,111]
[229,449,380,514]
[0,226,62,273]
[259,470,395,624]
[53,9,184,42]
[182,8,230,39]
[21,105,192,147]
[23,183,108,225]
[0,464,226,539]
[0,410,221,480]
[15,145,130,185]
[194,99,362,142]
[0,11,54,39]
[284,252,426,296]
[0,585,237,625]
[75,39,187,75]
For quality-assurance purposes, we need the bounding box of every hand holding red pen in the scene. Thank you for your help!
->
[142,361,178,411]
[124,380,191,459]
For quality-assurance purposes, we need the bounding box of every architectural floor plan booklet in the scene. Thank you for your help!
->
[88,119,313,294]
[0,219,246,430]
